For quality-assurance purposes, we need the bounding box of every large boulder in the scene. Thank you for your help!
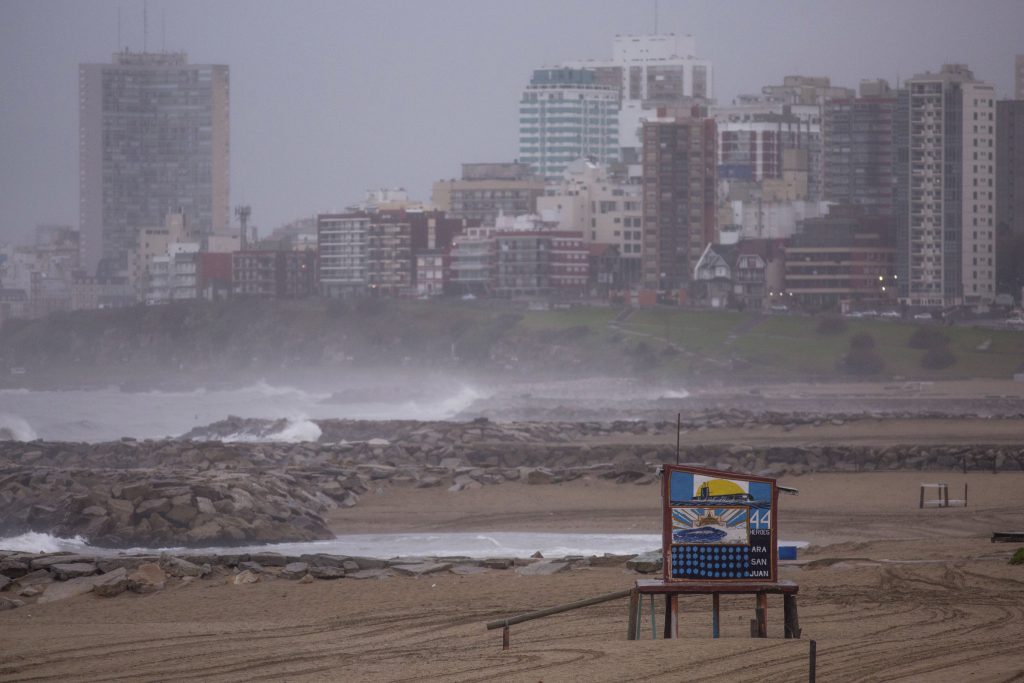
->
[625,550,662,574]
[158,554,204,578]
[281,562,309,580]
[0,559,29,579]
[93,568,129,597]
[49,563,98,581]
[38,574,104,603]
[127,563,166,593]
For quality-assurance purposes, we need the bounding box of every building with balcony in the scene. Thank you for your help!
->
[366,217,412,297]
[317,213,369,297]
[537,159,643,285]
[641,111,718,290]
[785,206,895,309]
[517,68,620,180]
[449,226,495,296]
[492,221,587,299]
[896,64,996,307]
[232,250,315,298]
[822,80,897,220]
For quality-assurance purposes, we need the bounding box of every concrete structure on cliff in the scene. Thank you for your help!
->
[79,51,229,277]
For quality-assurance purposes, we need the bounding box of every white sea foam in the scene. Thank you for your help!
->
[658,389,690,399]
[394,385,486,421]
[0,531,89,553]
[0,531,663,560]
[267,418,323,443]
[0,414,38,441]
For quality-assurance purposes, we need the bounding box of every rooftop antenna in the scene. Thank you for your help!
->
[117,6,121,51]
[143,0,148,52]
[654,0,659,34]
[161,7,165,52]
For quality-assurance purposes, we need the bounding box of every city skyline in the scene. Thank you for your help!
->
[1,0,1023,245]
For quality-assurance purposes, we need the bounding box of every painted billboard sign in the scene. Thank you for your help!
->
[662,464,778,582]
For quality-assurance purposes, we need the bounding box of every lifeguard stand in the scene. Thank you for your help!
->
[627,464,801,640]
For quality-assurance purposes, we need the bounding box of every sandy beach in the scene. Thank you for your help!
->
[3,469,1023,682]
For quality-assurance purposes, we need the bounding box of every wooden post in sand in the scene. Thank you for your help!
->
[626,588,639,640]
[809,639,817,682]
[712,593,720,638]
[784,593,801,638]
[755,599,768,637]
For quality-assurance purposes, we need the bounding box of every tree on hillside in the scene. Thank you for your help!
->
[841,332,884,375]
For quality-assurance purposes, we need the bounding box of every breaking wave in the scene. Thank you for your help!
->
[0,531,88,553]
[0,414,38,441]
[393,385,486,421]
[221,417,323,443]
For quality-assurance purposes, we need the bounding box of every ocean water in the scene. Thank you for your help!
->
[0,375,693,443]
[0,379,486,443]
[0,530,663,560]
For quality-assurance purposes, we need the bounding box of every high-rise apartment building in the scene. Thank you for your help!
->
[79,51,230,276]
[640,112,717,289]
[895,65,996,307]
[822,80,897,222]
[996,100,1024,294]
[566,34,714,172]
[517,68,620,180]
[717,113,815,184]
[713,76,854,201]
[565,34,714,104]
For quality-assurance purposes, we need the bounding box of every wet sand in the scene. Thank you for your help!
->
[3,471,1024,682]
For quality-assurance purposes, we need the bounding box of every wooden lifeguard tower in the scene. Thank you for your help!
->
[486,464,803,650]
[627,464,801,640]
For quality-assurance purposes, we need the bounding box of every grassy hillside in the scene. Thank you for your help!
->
[1,299,1023,385]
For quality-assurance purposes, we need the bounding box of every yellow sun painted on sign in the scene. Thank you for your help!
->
[696,479,746,498]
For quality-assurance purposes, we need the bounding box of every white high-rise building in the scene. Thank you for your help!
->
[897,65,996,307]
[517,68,620,181]
[562,34,714,172]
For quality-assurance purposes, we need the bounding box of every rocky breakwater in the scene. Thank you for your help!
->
[0,442,336,547]
[5,413,1024,549]
[0,547,649,612]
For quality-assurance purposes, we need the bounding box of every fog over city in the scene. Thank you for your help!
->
[4,2,1024,679]
[2,0,1023,243]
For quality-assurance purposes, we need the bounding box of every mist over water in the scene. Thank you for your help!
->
[0,377,487,442]
[0,374,696,442]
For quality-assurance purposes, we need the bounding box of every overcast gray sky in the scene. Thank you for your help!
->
[1,0,1022,245]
